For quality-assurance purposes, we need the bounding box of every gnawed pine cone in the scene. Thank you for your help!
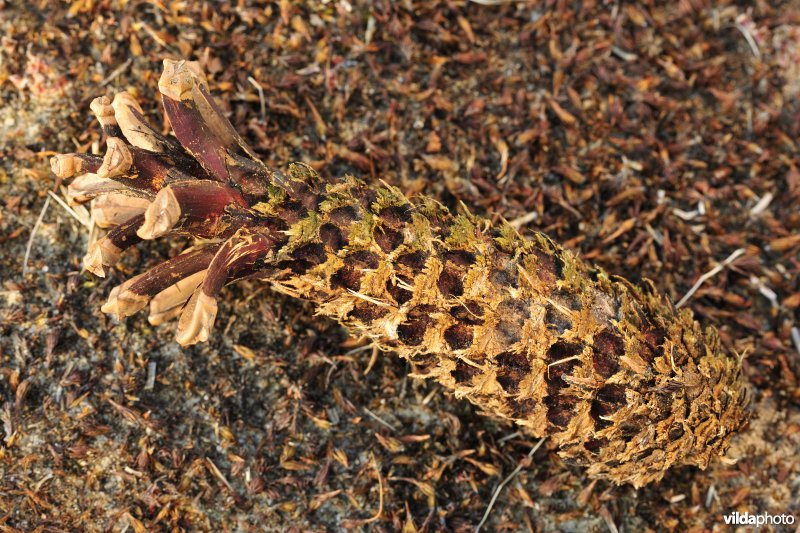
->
[51,59,750,487]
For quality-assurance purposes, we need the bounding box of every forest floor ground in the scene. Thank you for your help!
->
[1,1,799,531]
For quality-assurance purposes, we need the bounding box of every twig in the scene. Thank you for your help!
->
[101,58,133,86]
[734,22,762,59]
[749,276,779,309]
[363,407,397,432]
[205,457,235,493]
[497,431,521,444]
[547,355,581,379]
[145,361,157,391]
[749,192,773,217]
[599,505,620,533]
[508,211,538,229]
[611,46,638,62]
[348,289,390,307]
[675,248,745,309]
[343,343,374,357]
[475,437,546,533]
[48,190,92,230]
[705,484,719,508]
[362,460,384,524]
[247,76,266,124]
[33,472,53,493]
[22,196,51,276]
[363,344,379,376]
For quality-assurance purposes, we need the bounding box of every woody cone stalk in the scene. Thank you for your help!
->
[52,59,750,487]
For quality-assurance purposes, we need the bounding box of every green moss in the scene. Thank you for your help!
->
[559,250,587,292]
[412,195,449,219]
[285,211,322,247]
[288,162,322,185]
[445,215,476,247]
[320,175,363,213]
[251,184,287,216]
[494,223,525,253]
[372,185,407,211]
[408,212,434,250]
[348,211,376,248]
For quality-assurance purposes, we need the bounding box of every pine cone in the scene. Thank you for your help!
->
[51,59,750,487]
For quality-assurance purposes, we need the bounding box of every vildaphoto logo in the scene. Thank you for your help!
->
[723,511,796,527]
